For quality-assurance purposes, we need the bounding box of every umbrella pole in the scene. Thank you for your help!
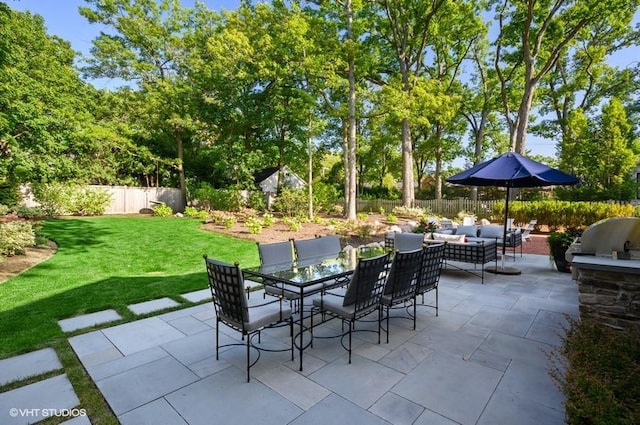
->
[487,186,521,275]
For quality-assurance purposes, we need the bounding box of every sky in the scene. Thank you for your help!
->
[6,0,640,161]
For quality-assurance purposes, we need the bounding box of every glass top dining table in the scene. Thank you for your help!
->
[242,247,385,370]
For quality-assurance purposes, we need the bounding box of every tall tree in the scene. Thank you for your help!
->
[80,0,193,207]
[493,0,639,155]
[377,0,447,207]
[0,5,98,187]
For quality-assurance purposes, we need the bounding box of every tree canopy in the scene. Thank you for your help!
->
[1,0,639,209]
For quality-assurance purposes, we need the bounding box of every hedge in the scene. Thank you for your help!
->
[492,200,638,230]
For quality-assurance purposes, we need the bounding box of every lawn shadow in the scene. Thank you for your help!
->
[41,218,113,253]
[0,271,209,358]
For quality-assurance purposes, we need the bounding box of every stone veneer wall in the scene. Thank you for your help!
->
[577,267,640,331]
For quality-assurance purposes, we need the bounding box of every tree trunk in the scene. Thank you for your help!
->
[175,126,186,211]
[434,123,443,200]
[307,114,313,220]
[345,0,357,220]
[513,79,536,155]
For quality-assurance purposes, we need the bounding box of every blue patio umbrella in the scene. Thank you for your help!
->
[446,151,579,273]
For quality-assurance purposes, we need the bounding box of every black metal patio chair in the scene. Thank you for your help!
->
[416,243,445,316]
[310,253,390,363]
[204,256,293,382]
[380,248,423,343]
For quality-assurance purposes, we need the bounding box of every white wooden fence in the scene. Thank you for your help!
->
[95,186,184,214]
[21,185,184,214]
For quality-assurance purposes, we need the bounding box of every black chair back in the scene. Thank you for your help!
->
[204,257,248,325]
[418,243,445,295]
[343,253,390,312]
[384,248,423,299]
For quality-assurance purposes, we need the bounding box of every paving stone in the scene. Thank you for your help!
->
[68,331,122,368]
[289,393,388,425]
[0,375,79,425]
[96,356,198,415]
[157,304,211,322]
[369,392,424,425]
[119,398,186,425]
[0,348,62,386]
[58,309,122,332]
[101,316,185,356]
[392,350,502,425]
[164,368,302,425]
[179,289,211,303]
[166,315,211,336]
[86,346,168,381]
[128,297,180,315]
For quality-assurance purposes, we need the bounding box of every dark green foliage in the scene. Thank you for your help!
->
[312,182,341,213]
[31,183,111,217]
[359,186,402,201]
[272,188,308,217]
[493,200,636,230]
[191,182,246,212]
[10,206,45,220]
[551,318,640,425]
[0,184,20,207]
[248,191,266,212]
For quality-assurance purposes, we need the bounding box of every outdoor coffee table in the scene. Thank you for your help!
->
[426,239,498,284]
[243,250,363,371]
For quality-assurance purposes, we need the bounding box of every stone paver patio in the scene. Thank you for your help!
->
[0,254,576,424]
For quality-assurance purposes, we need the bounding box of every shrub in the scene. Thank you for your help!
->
[313,182,340,213]
[248,191,266,212]
[0,221,35,256]
[262,213,276,227]
[191,182,246,211]
[184,206,209,220]
[356,212,368,221]
[386,213,398,223]
[32,182,72,216]
[69,187,111,216]
[245,216,263,234]
[273,189,308,217]
[356,224,373,238]
[282,217,301,231]
[0,183,21,207]
[223,216,236,229]
[153,202,174,217]
[493,200,636,229]
[550,317,640,424]
[392,206,425,218]
[0,204,8,216]
[10,206,45,220]
[32,183,111,216]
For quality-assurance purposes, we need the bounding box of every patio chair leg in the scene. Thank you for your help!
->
[413,301,416,330]
[348,321,352,364]
[436,287,439,317]
[290,317,294,361]
[246,332,251,382]
[385,306,390,344]
[379,306,384,344]
[216,318,220,360]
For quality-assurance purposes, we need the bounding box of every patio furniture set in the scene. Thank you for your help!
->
[385,221,524,283]
[204,234,445,381]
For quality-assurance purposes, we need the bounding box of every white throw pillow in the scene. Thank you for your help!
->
[432,233,466,243]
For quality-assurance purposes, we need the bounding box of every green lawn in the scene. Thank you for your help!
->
[0,216,259,358]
